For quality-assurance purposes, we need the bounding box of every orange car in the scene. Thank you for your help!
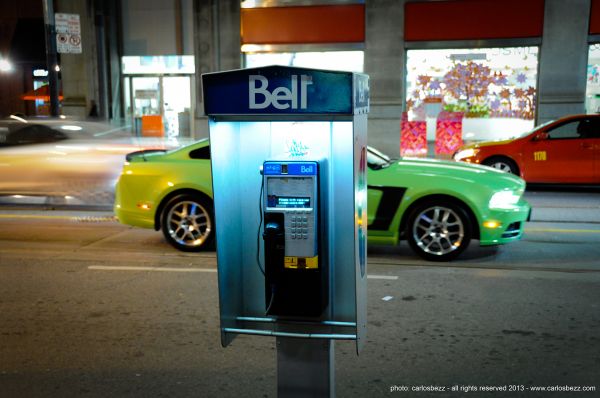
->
[453,114,600,184]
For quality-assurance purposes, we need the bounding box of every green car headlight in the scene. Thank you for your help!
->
[489,190,521,209]
[454,148,478,161]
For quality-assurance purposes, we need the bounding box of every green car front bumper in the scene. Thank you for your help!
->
[478,199,531,246]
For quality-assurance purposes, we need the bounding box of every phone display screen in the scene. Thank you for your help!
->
[267,195,310,208]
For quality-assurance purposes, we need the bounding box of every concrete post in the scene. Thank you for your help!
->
[537,0,591,123]
[194,0,240,139]
[56,0,99,118]
[365,0,405,156]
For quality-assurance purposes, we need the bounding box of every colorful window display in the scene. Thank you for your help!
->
[405,47,539,143]
[586,44,600,114]
[435,112,464,156]
[400,113,427,156]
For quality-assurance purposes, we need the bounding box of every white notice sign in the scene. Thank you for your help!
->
[55,13,82,54]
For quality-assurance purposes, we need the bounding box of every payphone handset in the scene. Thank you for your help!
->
[262,161,326,317]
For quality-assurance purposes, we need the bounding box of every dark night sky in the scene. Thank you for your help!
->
[9,18,46,63]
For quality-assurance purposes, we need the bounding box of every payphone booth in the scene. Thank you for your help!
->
[203,65,368,397]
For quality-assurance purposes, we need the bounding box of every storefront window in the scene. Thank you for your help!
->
[244,51,364,73]
[586,44,600,114]
[121,55,195,138]
[122,55,195,75]
[405,47,539,142]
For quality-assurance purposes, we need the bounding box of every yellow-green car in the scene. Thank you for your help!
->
[114,139,530,261]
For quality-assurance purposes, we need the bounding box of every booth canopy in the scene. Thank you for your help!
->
[202,65,369,117]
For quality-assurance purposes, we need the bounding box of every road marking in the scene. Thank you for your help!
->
[367,261,600,274]
[88,265,217,273]
[525,227,600,234]
[88,265,399,280]
[368,275,399,280]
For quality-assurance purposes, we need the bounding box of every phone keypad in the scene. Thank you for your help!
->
[289,214,310,240]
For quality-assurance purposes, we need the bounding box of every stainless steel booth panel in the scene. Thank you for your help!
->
[209,119,365,347]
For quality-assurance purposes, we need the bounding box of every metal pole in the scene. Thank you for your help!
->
[277,337,334,398]
[42,0,60,117]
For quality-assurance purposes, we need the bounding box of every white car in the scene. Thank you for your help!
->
[0,117,185,203]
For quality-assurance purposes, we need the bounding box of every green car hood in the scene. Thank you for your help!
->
[375,157,526,191]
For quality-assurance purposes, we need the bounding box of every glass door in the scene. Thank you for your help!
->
[131,77,161,136]
[124,75,194,138]
[131,77,161,117]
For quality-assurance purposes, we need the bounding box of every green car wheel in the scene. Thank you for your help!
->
[406,201,472,262]
[161,194,215,252]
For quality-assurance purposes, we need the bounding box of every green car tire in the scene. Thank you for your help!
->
[406,200,473,262]
[161,193,215,252]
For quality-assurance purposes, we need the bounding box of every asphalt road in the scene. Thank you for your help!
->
[0,194,599,397]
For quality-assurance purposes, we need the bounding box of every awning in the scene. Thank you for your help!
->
[21,85,64,101]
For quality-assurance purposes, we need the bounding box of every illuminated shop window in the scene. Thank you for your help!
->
[244,51,364,73]
[586,44,600,114]
[121,55,195,139]
[406,47,539,142]
[122,55,195,74]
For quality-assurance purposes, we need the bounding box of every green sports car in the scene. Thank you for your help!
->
[114,139,530,261]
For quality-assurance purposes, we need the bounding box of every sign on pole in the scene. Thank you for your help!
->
[55,13,82,54]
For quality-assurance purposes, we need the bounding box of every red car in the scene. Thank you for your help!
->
[453,114,600,184]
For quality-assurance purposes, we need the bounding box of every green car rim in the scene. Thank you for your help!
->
[411,205,465,257]
[165,199,212,249]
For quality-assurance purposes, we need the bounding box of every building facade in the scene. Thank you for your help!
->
[2,0,598,156]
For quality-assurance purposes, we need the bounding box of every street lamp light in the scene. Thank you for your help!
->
[0,58,12,72]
